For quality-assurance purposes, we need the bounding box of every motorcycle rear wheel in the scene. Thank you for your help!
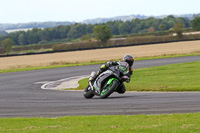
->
[83,85,94,99]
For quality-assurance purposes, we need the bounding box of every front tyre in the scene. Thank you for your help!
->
[100,80,119,99]
[83,85,94,99]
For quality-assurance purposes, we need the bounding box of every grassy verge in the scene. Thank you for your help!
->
[73,61,200,91]
[0,61,106,73]
[1,52,200,74]
[134,52,200,61]
[0,113,200,133]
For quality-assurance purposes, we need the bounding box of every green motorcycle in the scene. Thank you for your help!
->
[84,61,130,99]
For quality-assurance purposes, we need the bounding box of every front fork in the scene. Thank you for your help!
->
[89,81,94,91]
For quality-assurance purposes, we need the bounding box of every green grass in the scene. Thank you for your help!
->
[129,61,200,91]
[1,52,200,74]
[11,48,52,55]
[0,113,200,132]
[74,61,200,91]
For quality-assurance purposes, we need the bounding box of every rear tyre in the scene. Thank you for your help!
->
[83,85,94,99]
[100,80,119,99]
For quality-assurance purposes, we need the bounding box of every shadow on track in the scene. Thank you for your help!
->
[84,94,137,99]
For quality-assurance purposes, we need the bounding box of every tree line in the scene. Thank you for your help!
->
[0,15,199,47]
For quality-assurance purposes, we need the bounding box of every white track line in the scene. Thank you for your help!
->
[41,75,89,90]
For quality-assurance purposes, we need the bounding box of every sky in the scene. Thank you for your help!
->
[1,0,200,23]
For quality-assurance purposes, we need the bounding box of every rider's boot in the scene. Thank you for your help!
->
[89,71,97,82]
[116,83,126,94]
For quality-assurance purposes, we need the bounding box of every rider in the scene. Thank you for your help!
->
[89,54,134,94]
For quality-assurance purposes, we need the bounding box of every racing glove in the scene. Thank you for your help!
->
[107,61,113,66]
[121,76,130,83]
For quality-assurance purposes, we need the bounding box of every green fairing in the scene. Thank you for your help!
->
[107,78,119,85]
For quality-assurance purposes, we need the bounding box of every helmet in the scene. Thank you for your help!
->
[123,54,134,66]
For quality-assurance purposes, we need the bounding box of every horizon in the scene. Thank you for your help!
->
[0,0,200,24]
[1,12,199,25]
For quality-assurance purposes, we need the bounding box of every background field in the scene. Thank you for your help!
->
[0,40,200,69]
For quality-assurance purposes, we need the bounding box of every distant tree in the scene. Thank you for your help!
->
[159,24,166,31]
[18,34,27,45]
[27,28,41,44]
[6,32,20,45]
[60,26,71,38]
[94,25,112,43]
[163,15,176,29]
[80,33,93,41]
[176,17,191,28]
[1,38,14,53]
[0,16,193,47]
[139,29,148,34]
[134,21,146,33]
[67,24,86,39]
[169,28,174,32]
[148,27,155,32]
[192,17,200,31]
[40,28,53,41]
[174,22,185,38]
[106,21,120,35]
[67,26,79,39]
[118,23,129,34]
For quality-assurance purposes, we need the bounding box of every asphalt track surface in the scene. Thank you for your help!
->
[0,55,200,118]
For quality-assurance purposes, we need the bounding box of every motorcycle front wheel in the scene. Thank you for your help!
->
[100,80,119,99]
[83,85,94,99]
